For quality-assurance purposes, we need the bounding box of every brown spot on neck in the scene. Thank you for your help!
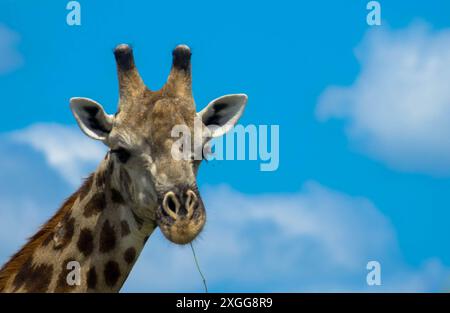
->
[77,228,94,257]
[103,261,121,287]
[83,192,106,218]
[111,188,125,204]
[25,263,53,292]
[12,257,53,292]
[99,220,116,253]
[11,257,33,291]
[124,247,136,265]
[87,266,97,290]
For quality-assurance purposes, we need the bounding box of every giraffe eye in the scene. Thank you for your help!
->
[111,147,131,163]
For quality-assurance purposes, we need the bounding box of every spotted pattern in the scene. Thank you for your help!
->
[87,266,97,289]
[103,261,120,287]
[124,247,136,265]
[99,220,116,253]
[12,257,53,292]
[83,193,106,218]
[77,228,94,257]
[111,188,125,204]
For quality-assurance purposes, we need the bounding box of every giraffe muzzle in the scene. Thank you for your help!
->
[156,188,206,244]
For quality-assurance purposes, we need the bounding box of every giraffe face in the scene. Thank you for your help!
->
[70,44,247,245]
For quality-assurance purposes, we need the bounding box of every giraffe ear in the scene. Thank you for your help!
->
[198,94,248,138]
[70,97,114,141]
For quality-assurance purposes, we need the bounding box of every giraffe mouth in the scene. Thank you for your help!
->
[155,189,206,244]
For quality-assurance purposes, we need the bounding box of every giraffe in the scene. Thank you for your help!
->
[0,44,248,292]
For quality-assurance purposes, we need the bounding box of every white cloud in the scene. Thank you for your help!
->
[317,22,450,175]
[0,24,23,74]
[124,183,450,292]
[10,123,106,187]
[0,134,73,262]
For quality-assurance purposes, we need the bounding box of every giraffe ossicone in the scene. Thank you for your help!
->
[0,44,248,292]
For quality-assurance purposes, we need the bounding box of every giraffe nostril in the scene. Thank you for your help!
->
[185,190,198,218]
[162,192,180,220]
[187,193,195,208]
[167,196,177,213]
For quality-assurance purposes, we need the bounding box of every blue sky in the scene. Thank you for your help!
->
[1,0,450,291]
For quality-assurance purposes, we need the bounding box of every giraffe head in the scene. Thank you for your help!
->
[69,44,247,244]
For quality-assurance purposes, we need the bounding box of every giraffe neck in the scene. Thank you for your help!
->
[0,156,156,292]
